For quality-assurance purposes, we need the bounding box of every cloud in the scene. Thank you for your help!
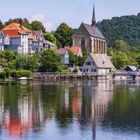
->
[31,14,54,31]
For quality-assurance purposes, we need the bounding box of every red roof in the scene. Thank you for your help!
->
[2,22,31,37]
[65,46,80,56]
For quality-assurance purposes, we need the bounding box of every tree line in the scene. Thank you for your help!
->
[0,13,140,71]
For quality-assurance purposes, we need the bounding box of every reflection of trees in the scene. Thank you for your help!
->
[101,85,140,133]
[0,81,114,139]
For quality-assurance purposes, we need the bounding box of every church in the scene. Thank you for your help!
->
[73,5,107,54]
[73,4,114,75]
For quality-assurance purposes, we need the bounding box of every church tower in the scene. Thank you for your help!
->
[92,4,96,26]
[73,3,107,54]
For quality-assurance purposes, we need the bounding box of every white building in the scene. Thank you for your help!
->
[82,53,114,75]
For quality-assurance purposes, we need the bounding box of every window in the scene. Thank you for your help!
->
[81,37,85,48]
[29,40,32,45]
[0,39,2,43]
[86,62,91,65]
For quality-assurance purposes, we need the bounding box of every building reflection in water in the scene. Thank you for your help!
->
[0,81,113,139]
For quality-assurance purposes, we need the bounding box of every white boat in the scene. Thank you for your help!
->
[18,77,28,80]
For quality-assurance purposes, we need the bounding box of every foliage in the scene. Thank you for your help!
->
[114,40,129,52]
[15,54,28,70]
[68,50,78,65]
[31,21,46,32]
[0,20,3,30]
[97,13,140,47]
[4,68,11,78]
[53,23,76,47]
[73,68,78,73]
[0,71,6,79]
[11,70,31,78]
[26,53,39,72]
[111,51,137,70]
[4,18,31,29]
[44,32,57,45]
[39,49,62,72]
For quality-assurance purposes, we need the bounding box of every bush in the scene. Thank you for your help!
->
[0,71,6,79]
[11,70,31,78]
[4,68,11,78]
[73,68,78,73]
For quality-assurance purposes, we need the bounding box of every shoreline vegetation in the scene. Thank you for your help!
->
[0,14,140,80]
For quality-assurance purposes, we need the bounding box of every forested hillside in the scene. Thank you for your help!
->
[97,13,140,47]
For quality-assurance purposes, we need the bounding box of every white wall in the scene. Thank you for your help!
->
[21,34,29,54]
[82,56,111,75]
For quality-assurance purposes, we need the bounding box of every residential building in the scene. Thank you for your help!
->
[0,22,57,54]
[82,53,114,75]
[56,48,69,65]
[65,46,83,57]
[44,40,57,50]
[1,22,31,54]
[0,31,5,51]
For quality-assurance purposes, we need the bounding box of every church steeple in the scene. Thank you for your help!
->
[92,4,96,26]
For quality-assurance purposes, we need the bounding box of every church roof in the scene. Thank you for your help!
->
[82,23,105,39]
[90,53,114,68]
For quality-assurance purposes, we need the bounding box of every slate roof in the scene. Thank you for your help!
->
[90,53,114,68]
[82,23,105,39]
[124,65,137,72]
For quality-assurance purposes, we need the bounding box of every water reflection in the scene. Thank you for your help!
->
[0,81,139,140]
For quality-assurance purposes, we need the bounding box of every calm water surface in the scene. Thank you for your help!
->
[0,81,140,140]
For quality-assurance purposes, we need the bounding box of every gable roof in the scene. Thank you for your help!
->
[56,48,67,55]
[65,46,80,56]
[90,53,114,68]
[28,33,38,42]
[124,65,137,71]
[44,40,57,46]
[2,22,31,37]
[82,23,105,39]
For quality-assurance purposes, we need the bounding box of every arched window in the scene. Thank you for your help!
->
[81,37,85,48]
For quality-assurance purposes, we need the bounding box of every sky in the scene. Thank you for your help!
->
[0,0,140,31]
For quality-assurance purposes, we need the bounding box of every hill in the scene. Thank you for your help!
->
[97,13,140,47]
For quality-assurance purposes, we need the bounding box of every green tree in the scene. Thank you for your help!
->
[15,54,28,70]
[0,20,3,30]
[111,51,137,70]
[114,40,128,52]
[39,49,61,72]
[68,50,78,65]
[97,13,140,47]
[111,51,129,69]
[31,21,46,32]
[27,53,39,72]
[54,23,76,47]
[44,32,57,45]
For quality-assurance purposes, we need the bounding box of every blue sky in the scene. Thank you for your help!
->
[0,0,140,31]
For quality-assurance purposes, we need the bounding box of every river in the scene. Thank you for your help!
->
[0,81,140,140]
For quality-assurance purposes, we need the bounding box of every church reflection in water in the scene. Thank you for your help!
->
[0,81,113,139]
